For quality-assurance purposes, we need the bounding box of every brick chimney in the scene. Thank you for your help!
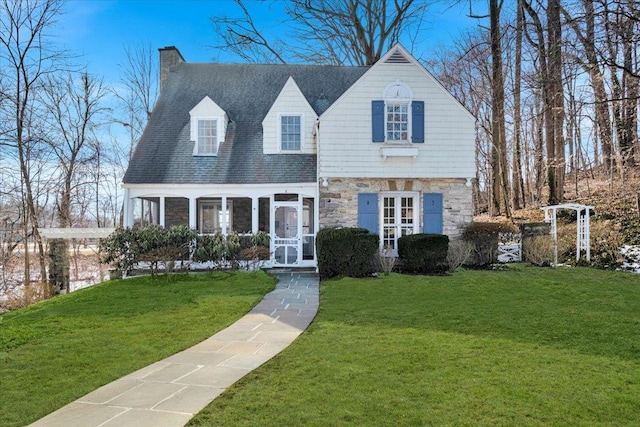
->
[159,46,185,90]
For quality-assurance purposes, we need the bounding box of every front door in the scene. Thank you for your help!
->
[272,202,300,266]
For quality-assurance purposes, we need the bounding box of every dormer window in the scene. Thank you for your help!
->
[279,114,303,151]
[189,96,228,157]
[197,119,218,155]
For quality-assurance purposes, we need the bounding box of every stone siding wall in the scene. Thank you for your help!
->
[319,178,472,238]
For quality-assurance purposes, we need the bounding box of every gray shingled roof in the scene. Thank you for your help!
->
[123,63,369,185]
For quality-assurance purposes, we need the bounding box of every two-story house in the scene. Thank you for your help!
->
[122,44,475,268]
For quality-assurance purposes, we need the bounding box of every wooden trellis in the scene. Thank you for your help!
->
[541,204,593,266]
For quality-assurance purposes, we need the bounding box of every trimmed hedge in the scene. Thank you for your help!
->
[316,227,378,280]
[398,233,449,274]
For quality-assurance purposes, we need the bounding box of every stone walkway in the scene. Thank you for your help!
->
[29,271,319,427]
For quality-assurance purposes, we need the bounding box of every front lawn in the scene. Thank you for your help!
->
[189,266,640,426]
[0,271,276,427]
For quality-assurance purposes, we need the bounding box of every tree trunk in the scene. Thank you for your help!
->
[489,0,510,217]
[512,0,525,210]
[548,0,565,204]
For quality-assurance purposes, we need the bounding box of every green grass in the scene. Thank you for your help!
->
[0,271,276,427]
[189,266,640,426]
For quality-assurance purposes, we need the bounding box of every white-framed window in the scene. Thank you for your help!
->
[189,96,228,156]
[198,199,232,234]
[196,119,218,155]
[386,102,409,141]
[383,81,412,143]
[279,114,302,151]
[381,193,419,253]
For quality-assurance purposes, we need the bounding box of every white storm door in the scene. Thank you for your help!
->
[272,202,301,266]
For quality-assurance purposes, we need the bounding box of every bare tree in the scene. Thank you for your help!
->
[511,0,525,210]
[0,0,67,287]
[42,72,107,294]
[115,42,158,160]
[522,0,566,205]
[210,0,429,65]
[488,0,510,217]
[429,29,493,214]
[562,0,614,173]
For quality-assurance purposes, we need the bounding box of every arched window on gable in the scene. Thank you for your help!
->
[372,80,424,144]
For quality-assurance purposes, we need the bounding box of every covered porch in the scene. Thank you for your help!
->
[123,183,318,268]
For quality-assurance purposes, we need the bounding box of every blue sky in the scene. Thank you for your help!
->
[58,0,483,84]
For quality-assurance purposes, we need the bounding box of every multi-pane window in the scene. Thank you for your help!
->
[386,103,409,141]
[281,115,301,150]
[199,199,231,234]
[382,194,417,253]
[197,119,217,155]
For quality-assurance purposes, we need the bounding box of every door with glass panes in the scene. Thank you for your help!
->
[382,194,419,254]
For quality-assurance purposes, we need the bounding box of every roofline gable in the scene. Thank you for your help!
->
[262,76,316,126]
[319,43,475,122]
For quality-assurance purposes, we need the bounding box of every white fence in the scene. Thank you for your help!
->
[497,233,522,263]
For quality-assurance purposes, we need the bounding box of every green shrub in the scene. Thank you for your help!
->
[100,225,197,275]
[102,227,270,273]
[316,228,378,280]
[397,233,449,274]
[462,222,519,267]
[193,233,226,268]
[100,227,137,273]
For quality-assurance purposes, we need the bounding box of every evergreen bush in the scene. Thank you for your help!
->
[397,233,449,274]
[316,228,378,280]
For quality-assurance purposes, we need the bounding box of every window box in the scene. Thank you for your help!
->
[380,145,419,161]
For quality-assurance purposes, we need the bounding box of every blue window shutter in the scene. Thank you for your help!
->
[423,193,443,234]
[372,100,385,142]
[358,193,379,234]
[412,100,425,143]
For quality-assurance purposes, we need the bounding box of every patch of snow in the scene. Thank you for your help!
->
[619,245,640,273]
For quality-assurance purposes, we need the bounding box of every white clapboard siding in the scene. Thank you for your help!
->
[319,56,475,179]
[263,76,318,154]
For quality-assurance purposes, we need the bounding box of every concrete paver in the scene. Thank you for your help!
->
[29,271,318,427]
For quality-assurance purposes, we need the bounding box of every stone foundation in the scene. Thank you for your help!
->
[319,178,472,238]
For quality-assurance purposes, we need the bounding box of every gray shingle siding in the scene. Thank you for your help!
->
[123,63,369,185]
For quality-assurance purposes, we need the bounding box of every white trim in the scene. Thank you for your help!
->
[383,80,413,100]
[159,196,166,226]
[38,228,116,239]
[380,146,419,161]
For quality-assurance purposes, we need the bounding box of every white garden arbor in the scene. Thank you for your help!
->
[541,203,593,266]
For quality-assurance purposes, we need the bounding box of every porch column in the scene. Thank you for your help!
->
[123,188,133,227]
[159,196,166,227]
[251,197,259,234]
[221,196,228,235]
[189,197,197,230]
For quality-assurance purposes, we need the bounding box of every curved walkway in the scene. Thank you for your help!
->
[30,271,319,427]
